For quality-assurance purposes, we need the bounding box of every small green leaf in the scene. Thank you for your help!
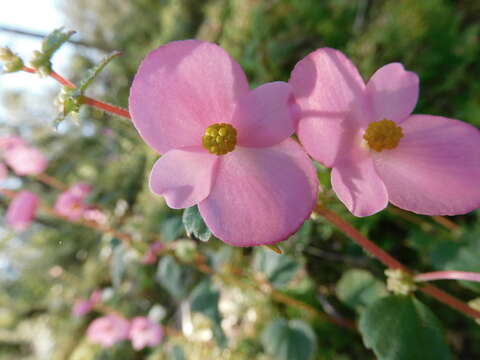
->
[170,345,187,360]
[183,206,211,242]
[359,295,452,360]
[336,269,387,311]
[30,27,75,75]
[111,244,125,288]
[254,247,299,287]
[156,256,195,299]
[161,217,185,242]
[79,51,121,93]
[190,278,227,347]
[261,318,317,360]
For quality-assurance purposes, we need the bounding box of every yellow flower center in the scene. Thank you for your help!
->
[363,119,403,152]
[202,123,237,156]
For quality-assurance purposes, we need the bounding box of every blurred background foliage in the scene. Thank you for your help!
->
[1,0,480,358]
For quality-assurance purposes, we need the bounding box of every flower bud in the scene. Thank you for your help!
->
[385,268,417,295]
[0,47,14,61]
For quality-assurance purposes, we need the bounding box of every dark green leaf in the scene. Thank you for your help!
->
[261,318,317,360]
[182,206,211,242]
[170,345,187,360]
[161,217,185,242]
[359,295,452,360]
[190,279,227,347]
[79,51,122,93]
[254,247,299,287]
[336,269,387,311]
[156,256,194,299]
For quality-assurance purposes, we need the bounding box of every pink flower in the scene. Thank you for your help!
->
[129,40,318,246]
[6,190,38,231]
[0,162,7,180]
[86,315,130,348]
[4,145,48,176]
[54,183,91,221]
[290,48,480,217]
[142,242,164,264]
[128,317,163,350]
[0,135,26,152]
[72,289,102,317]
[83,209,107,225]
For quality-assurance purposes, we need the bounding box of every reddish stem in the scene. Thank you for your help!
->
[314,204,480,320]
[415,271,480,283]
[22,67,131,120]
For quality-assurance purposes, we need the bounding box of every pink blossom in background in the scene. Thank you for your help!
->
[86,315,130,348]
[72,289,102,317]
[142,242,165,264]
[4,145,48,176]
[129,40,318,247]
[83,209,108,225]
[0,135,26,152]
[0,162,7,180]
[128,317,163,350]
[290,48,480,217]
[89,289,102,304]
[6,190,39,231]
[54,184,91,221]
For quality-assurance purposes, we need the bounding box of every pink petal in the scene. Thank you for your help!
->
[5,146,48,176]
[373,115,480,215]
[149,147,218,209]
[129,40,249,154]
[290,48,369,167]
[0,162,7,180]
[6,190,39,231]
[331,149,389,217]
[232,82,296,147]
[199,139,318,246]
[366,63,419,124]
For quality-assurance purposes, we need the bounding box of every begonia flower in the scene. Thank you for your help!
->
[290,48,480,217]
[0,162,7,180]
[72,289,102,317]
[86,315,130,348]
[128,316,163,350]
[129,40,318,246]
[54,183,91,221]
[6,190,38,231]
[0,135,26,152]
[4,145,48,176]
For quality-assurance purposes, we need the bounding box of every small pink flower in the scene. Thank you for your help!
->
[83,209,107,225]
[0,135,26,152]
[129,40,318,246]
[4,145,48,176]
[290,48,480,217]
[142,242,164,264]
[86,315,130,348]
[89,289,102,304]
[54,184,91,221]
[0,162,7,180]
[128,317,163,350]
[73,299,93,317]
[6,190,38,231]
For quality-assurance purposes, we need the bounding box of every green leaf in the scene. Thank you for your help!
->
[254,247,299,287]
[30,28,75,75]
[78,51,122,93]
[182,206,211,242]
[110,244,125,288]
[156,256,195,299]
[190,278,227,347]
[170,345,187,360]
[261,318,317,360]
[336,269,387,311]
[161,217,185,242]
[359,295,452,360]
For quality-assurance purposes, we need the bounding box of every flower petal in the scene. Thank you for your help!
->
[366,63,419,124]
[290,48,369,167]
[149,147,218,209]
[331,150,389,217]
[199,139,318,247]
[129,40,249,154]
[232,82,296,147]
[373,115,480,215]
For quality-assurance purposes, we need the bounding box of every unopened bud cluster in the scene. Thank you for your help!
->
[30,50,52,77]
[385,268,417,295]
[0,47,24,73]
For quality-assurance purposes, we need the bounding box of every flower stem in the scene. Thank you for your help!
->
[314,203,480,320]
[415,271,480,283]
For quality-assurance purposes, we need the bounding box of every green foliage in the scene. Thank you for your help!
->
[156,256,196,300]
[182,205,212,242]
[253,247,300,288]
[359,295,452,360]
[261,317,317,360]
[336,269,388,311]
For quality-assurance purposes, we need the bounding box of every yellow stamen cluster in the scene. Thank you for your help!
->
[363,119,403,152]
[202,123,237,156]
